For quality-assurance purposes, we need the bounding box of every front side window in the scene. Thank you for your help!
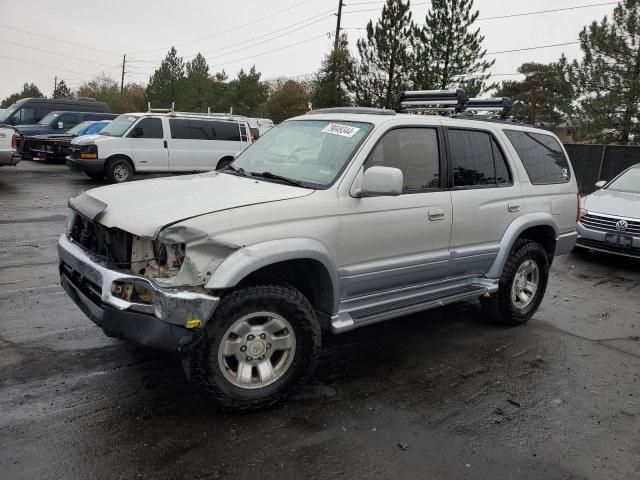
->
[364,128,440,193]
[606,167,640,194]
[231,120,372,188]
[134,118,163,138]
[100,115,138,137]
[449,129,511,187]
[15,107,36,124]
[38,112,60,125]
[58,114,78,129]
[504,130,570,184]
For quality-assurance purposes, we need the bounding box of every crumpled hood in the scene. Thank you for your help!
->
[583,188,640,220]
[72,172,314,237]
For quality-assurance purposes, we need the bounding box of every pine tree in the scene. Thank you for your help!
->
[349,0,413,109]
[1,83,44,108]
[146,47,185,108]
[496,59,574,126]
[52,80,71,99]
[312,34,354,108]
[412,0,494,95]
[570,0,640,144]
[227,66,269,116]
[182,53,210,111]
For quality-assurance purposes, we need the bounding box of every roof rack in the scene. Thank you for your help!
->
[394,88,514,119]
[308,107,396,116]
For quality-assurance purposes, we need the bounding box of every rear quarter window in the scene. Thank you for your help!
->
[504,130,570,185]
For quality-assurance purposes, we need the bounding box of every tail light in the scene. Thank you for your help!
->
[249,130,255,143]
[11,133,18,149]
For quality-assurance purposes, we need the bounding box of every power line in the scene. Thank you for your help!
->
[0,39,117,67]
[0,55,81,74]
[128,0,319,55]
[486,41,579,55]
[343,2,430,14]
[0,24,119,56]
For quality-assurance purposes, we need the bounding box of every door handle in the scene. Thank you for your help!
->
[508,202,521,212]
[163,140,168,149]
[428,208,445,221]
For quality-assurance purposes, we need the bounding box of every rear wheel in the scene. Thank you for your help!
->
[481,239,550,325]
[105,157,133,183]
[185,284,321,411]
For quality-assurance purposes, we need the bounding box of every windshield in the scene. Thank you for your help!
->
[230,119,372,187]
[100,115,138,137]
[607,167,640,194]
[38,112,60,125]
[0,104,18,123]
[66,121,92,136]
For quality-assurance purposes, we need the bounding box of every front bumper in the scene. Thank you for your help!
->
[576,222,640,258]
[66,157,106,175]
[58,234,220,351]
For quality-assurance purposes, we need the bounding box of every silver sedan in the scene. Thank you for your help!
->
[576,163,640,258]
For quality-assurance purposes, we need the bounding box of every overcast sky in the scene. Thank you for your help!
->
[0,0,618,101]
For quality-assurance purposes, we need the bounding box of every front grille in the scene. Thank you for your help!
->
[580,213,640,236]
[69,215,132,268]
[69,145,81,159]
[577,238,640,256]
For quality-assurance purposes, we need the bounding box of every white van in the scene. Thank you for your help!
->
[66,112,251,182]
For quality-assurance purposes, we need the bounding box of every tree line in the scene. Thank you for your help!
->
[2,0,638,144]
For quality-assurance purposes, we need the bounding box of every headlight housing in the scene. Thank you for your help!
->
[80,144,98,159]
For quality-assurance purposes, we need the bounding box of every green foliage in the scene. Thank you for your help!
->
[264,80,310,123]
[52,80,72,99]
[226,66,270,116]
[181,53,210,111]
[146,47,186,108]
[76,75,147,113]
[350,0,413,108]
[569,0,640,144]
[412,0,494,95]
[311,34,354,108]
[496,59,574,126]
[1,83,44,108]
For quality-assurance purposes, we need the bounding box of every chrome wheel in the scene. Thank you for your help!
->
[113,163,130,182]
[217,311,296,389]
[511,259,539,309]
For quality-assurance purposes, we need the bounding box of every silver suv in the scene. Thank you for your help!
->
[58,90,578,410]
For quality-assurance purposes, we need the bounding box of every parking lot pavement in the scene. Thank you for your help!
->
[1,161,639,480]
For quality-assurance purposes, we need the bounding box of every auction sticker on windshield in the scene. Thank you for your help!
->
[321,123,360,138]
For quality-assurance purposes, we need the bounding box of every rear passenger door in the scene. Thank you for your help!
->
[446,127,523,277]
[168,119,195,171]
[188,119,218,171]
[129,117,167,171]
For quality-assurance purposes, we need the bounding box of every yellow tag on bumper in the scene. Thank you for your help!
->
[185,319,202,329]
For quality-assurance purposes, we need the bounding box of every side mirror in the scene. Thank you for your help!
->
[354,166,403,197]
[594,180,606,189]
[57,121,64,129]
[131,127,143,138]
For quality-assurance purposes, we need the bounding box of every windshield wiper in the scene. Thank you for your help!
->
[221,164,246,176]
[249,171,309,188]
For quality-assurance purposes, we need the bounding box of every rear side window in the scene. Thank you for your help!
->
[365,127,440,193]
[448,129,512,187]
[213,121,241,141]
[136,118,163,138]
[189,120,214,140]
[169,119,190,139]
[504,130,570,184]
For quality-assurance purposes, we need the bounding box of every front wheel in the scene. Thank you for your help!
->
[185,284,321,411]
[481,239,550,325]
[105,158,133,183]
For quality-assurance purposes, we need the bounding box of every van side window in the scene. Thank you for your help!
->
[16,107,36,124]
[189,120,214,140]
[364,128,441,193]
[136,118,163,138]
[213,121,241,141]
[169,119,190,139]
[449,129,512,187]
[504,130,570,184]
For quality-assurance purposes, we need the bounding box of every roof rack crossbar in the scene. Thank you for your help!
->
[394,88,514,118]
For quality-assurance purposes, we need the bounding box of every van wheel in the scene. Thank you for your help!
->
[185,284,321,411]
[481,239,550,326]
[105,158,133,183]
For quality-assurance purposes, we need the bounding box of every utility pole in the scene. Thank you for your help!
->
[120,54,126,94]
[334,0,343,51]
[529,83,538,125]
[54,76,57,96]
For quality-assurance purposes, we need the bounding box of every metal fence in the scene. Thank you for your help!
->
[564,144,640,194]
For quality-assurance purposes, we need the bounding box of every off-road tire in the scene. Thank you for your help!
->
[481,239,550,326]
[105,157,133,183]
[185,284,321,411]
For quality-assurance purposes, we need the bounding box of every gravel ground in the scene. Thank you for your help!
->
[1,161,639,480]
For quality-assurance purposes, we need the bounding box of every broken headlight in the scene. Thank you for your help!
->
[154,241,186,278]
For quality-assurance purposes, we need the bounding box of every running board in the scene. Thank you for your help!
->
[331,279,496,333]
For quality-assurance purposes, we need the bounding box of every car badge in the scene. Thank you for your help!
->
[616,220,629,231]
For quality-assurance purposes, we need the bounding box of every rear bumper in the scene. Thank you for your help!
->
[0,151,20,166]
[66,157,106,175]
[555,231,578,256]
[58,234,220,351]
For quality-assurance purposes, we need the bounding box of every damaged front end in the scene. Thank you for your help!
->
[59,209,234,352]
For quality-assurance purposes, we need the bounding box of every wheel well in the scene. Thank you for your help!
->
[236,259,334,317]
[106,155,135,172]
[517,225,556,259]
[216,156,234,171]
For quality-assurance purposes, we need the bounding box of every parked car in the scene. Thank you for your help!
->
[576,163,640,257]
[0,97,109,126]
[19,120,112,162]
[16,111,117,137]
[58,89,578,410]
[66,112,252,182]
[0,126,20,167]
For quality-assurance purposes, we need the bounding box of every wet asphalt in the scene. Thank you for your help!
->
[1,162,639,480]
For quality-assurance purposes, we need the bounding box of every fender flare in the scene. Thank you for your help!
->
[486,212,559,279]
[205,237,340,314]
